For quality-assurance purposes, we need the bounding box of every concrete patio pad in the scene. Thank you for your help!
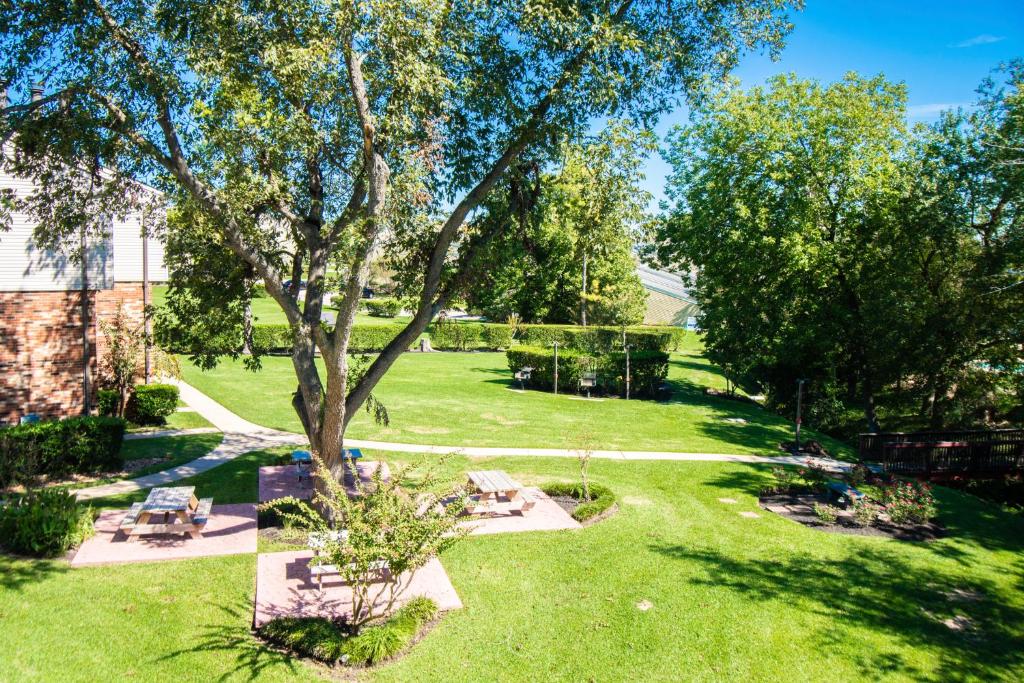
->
[253,551,462,627]
[459,487,582,536]
[258,462,391,503]
[71,504,257,566]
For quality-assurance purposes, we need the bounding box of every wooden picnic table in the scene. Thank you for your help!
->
[465,470,536,515]
[120,486,213,540]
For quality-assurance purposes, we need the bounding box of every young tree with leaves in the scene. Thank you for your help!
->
[2,0,798,477]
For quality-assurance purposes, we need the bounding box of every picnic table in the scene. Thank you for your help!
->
[464,470,536,516]
[119,486,213,540]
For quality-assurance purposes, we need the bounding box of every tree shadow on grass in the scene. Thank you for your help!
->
[650,542,1024,681]
[156,599,299,682]
[0,555,68,592]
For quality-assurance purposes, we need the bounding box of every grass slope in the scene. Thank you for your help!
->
[180,341,849,457]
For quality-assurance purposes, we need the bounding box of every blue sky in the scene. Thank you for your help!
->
[641,0,1024,204]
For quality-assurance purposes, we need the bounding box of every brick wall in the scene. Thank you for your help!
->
[0,283,148,424]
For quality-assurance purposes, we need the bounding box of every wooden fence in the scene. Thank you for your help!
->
[859,429,1024,478]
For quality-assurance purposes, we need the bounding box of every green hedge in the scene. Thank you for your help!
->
[0,416,126,488]
[0,488,95,557]
[364,297,403,318]
[506,346,669,398]
[128,383,179,425]
[481,324,515,350]
[97,388,119,417]
[431,322,483,350]
[518,325,674,353]
[541,482,616,522]
[251,323,407,353]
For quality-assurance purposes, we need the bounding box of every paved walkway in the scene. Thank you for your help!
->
[76,380,848,501]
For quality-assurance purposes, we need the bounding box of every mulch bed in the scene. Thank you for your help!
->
[759,492,946,541]
[549,495,619,527]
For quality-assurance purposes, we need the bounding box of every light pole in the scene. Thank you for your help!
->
[624,344,632,400]
[551,341,560,395]
[794,378,807,455]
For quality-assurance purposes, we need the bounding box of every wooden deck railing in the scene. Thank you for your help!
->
[858,429,1024,478]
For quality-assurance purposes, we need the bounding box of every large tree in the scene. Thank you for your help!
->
[461,122,652,325]
[658,66,1024,432]
[1,0,797,475]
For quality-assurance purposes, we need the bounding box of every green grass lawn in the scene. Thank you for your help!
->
[180,340,850,457]
[4,450,1023,681]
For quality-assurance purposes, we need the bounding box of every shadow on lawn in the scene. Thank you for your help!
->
[650,542,1024,681]
[157,600,299,681]
[0,556,68,592]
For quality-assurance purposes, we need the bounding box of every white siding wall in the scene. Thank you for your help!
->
[0,161,167,291]
[0,164,113,292]
[111,213,169,283]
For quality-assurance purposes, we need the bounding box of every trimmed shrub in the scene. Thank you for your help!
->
[600,350,670,398]
[259,617,349,663]
[506,346,668,398]
[251,324,293,353]
[0,416,126,487]
[430,322,484,350]
[480,324,515,350]
[541,482,616,522]
[249,323,406,353]
[97,389,119,417]
[257,596,439,666]
[365,297,403,318]
[129,383,180,425]
[0,488,94,557]
[349,324,406,352]
[518,325,673,353]
[507,346,585,392]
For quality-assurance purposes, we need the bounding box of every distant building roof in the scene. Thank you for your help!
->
[636,264,695,303]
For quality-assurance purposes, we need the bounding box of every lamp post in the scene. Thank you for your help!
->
[794,378,807,455]
[625,344,632,400]
[551,342,560,395]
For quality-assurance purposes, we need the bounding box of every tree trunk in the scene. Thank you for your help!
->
[580,250,588,327]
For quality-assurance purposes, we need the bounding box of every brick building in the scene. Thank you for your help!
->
[0,161,167,424]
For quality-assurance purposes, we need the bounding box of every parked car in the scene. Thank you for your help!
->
[283,279,307,290]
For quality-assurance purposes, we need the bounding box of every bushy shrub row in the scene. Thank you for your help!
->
[364,297,403,318]
[129,383,179,425]
[429,323,515,350]
[0,488,95,557]
[506,346,669,398]
[518,325,675,353]
[541,482,616,522]
[251,323,408,353]
[0,416,126,488]
[258,596,438,666]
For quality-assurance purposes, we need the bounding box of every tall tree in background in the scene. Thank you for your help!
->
[1,0,798,475]
[659,65,1024,432]
[659,73,912,430]
[462,122,653,325]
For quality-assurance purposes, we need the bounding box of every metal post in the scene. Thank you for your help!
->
[794,378,807,454]
[80,225,91,415]
[552,342,559,395]
[142,210,151,384]
[625,344,631,400]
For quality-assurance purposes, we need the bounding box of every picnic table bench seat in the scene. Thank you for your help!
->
[120,502,145,529]
[192,498,214,526]
[310,559,390,587]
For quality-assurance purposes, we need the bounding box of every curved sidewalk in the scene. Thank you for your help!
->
[76,380,848,501]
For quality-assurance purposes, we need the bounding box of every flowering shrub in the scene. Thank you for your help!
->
[762,466,801,495]
[798,459,830,491]
[848,463,871,487]
[851,498,881,527]
[882,480,937,524]
[813,502,840,524]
